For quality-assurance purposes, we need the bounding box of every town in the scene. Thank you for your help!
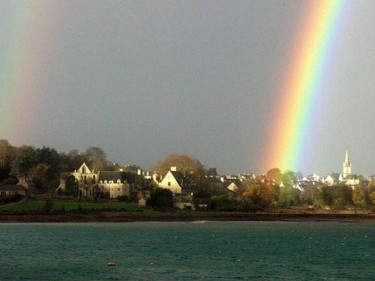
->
[0,139,375,212]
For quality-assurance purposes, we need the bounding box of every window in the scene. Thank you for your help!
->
[168,182,171,186]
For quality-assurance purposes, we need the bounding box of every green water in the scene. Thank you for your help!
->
[0,222,374,280]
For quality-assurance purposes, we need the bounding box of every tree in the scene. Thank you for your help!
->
[10,146,37,177]
[320,185,334,205]
[34,147,61,177]
[0,140,14,181]
[154,154,204,177]
[29,163,51,192]
[370,191,375,205]
[282,170,296,188]
[154,154,205,189]
[206,168,218,177]
[207,195,238,211]
[0,139,12,168]
[148,188,173,210]
[352,186,369,207]
[332,184,353,207]
[242,182,277,209]
[330,173,341,182]
[85,147,106,162]
[267,168,282,185]
[302,184,320,205]
[85,147,107,171]
[278,186,299,207]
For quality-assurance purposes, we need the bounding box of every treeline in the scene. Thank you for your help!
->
[204,179,375,212]
[0,140,119,193]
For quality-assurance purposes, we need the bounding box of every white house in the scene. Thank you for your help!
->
[158,167,187,195]
[63,162,98,198]
[98,171,139,198]
[323,175,335,186]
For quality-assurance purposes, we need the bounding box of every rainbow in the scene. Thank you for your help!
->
[261,0,350,173]
[0,2,58,144]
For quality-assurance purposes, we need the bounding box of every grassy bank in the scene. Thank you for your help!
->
[1,198,375,223]
[0,198,148,213]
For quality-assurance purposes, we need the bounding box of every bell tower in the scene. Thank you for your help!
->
[342,149,351,178]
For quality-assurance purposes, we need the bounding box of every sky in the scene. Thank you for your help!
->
[1,0,375,176]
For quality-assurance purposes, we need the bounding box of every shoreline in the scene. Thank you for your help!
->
[0,212,374,223]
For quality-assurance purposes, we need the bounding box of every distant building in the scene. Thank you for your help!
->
[98,171,143,199]
[342,149,352,179]
[58,162,147,199]
[339,149,361,188]
[0,185,30,197]
[158,167,189,195]
[71,163,98,198]
[323,175,335,186]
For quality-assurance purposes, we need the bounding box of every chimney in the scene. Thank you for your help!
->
[171,166,177,172]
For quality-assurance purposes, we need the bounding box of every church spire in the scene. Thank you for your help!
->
[345,149,350,164]
[343,149,351,178]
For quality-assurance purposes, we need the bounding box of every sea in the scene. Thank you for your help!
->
[0,221,374,281]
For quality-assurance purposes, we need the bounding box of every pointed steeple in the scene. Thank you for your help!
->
[343,149,351,179]
[344,149,350,164]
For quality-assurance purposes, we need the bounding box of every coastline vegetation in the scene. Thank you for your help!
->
[0,198,148,213]
[1,139,375,217]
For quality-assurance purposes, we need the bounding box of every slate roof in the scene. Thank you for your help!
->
[99,171,141,184]
[170,171,185,185]
[0,185,27,191]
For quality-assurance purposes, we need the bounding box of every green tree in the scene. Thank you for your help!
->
[302,184,320,205]
[64,175,79,197]
[370,191,375,205]
[208,195,238,211]
[10,146,36,177]
[352,186,369,207]
[332,184,353,208]
[320,185,334,205]
[29,163,51,192]
[0,139,12,168]
[282,170,296,188]
[206,168,218,177]
[278,186,299,207]
[148,188,173,210]
[0,139,14,181]
[267,168,282,185]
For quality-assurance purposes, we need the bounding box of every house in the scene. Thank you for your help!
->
[226,181,243,192]
[225,180,244,198]
[57,162,99,198]
[0,185,30,197]
[58,162,150,199]
[158,167,190,195]
[138,197,147,207]
[16,177,36,192]
[98,171,135,198]
[341,175,360,188]
[71,162,99,198]
[323,175,335,186]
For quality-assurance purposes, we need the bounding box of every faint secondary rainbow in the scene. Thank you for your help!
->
[0,2,58,143]
[261,0,350,173]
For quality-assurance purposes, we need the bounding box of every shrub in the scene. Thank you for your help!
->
[117,195,130,202]
[207,195,238,211]
[148,188,173,211]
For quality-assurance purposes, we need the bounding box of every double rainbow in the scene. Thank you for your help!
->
[261,0,350,173]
